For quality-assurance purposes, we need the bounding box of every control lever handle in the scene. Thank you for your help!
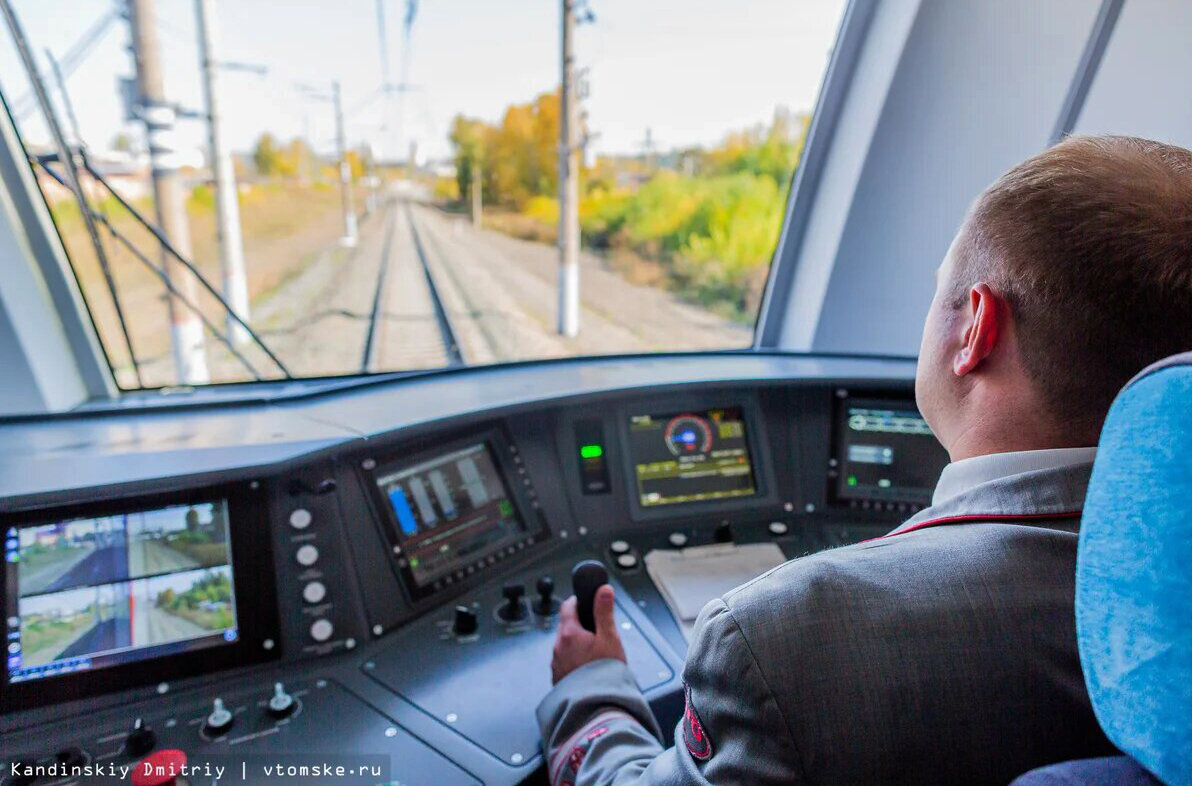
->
[499,583,527,622]
[571,560,609,633]
[534,576,558,615]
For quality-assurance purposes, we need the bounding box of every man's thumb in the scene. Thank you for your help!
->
[594,584,616,635]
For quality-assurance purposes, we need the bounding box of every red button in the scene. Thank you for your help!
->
[131,749,187,786]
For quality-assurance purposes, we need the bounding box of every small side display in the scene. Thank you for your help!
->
[833,398,949,506]
[373,439,541,600]
[628,407,757,507]
[4,502,239,685]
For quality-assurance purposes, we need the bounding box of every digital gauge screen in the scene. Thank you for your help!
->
[628,407,757,507]
[374,440,537,596]
[4,501,240,685]
[834,398,949,505]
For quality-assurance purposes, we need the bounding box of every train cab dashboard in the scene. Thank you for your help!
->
[0,352,949,785]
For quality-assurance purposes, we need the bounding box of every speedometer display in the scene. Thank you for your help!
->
[627,407,757,507]
[664,415,714,456]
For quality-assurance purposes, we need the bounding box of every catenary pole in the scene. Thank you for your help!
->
[333,81,358,247]
[195,0,251,345]
[557,0,581,337]
[129,0,210,383]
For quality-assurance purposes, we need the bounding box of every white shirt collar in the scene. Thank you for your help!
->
[932,447,1098,507]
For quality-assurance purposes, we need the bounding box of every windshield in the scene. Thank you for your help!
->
[0,0,845,389]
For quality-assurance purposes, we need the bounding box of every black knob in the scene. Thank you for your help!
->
[124,717,156,757]
[453,605,479,636]
[714,522,733,543]
[533,576,559,616]
[6,759,38,786]
[498,584,527,622]
[571,560,609,633]
[55,747,87,769]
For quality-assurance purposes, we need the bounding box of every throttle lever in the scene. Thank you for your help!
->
[571,560,610,633]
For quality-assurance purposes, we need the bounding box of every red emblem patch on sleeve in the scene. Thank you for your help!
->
[682,684,713,761]
[554,724,610,786]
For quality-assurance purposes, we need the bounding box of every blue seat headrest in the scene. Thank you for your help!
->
[1080,351,1192,785]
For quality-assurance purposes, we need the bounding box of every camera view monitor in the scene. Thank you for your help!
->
[4,501,239,685]
[628,406,757,507]
[374,440,538,598]
[834,398,949,505]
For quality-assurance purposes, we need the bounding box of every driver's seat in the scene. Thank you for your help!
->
[1013,352,1192,785]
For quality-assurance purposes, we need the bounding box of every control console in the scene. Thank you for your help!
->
[361,552,679,768]
[1,673,477,785]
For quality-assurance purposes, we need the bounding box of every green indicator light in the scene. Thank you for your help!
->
[847,476,858,487]
[580,444,604,459]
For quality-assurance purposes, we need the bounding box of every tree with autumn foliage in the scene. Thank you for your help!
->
[449,90,561,210]
[445,95,809,322]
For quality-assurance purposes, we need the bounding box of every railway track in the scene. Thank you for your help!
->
[405,201,465,367]
[361,199,464,372]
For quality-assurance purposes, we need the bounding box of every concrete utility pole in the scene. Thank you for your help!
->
[128,0,209,384]
[471,163,482,228]
[333,81,358,247]
[375,0,394,164]
[557,0,581,337]
[195,0,250,346]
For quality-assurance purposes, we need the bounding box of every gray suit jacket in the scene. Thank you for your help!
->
[537,463,1116,785]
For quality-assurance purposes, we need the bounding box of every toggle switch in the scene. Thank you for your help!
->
[267,682,296,718]
[204,698,234,736]
[124,717,156,757]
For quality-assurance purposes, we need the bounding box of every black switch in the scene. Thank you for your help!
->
[533,576,559,616]
[714,522,733,543]
[55,747,87,769]
[124,718,156,757]
[453,605,479,636]
[498,584,527,622]
[6,759,38,786]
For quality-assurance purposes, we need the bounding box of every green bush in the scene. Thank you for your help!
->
[187,184,215,212]
[577,171,786,319]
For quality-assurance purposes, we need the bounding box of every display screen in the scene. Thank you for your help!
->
[835,399,949,505]
[628,407,757,507]
[375,442,532,591]
[4,501,239,685]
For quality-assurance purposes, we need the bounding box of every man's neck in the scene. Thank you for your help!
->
[944,411,1091,463]
[939,384,1096,458]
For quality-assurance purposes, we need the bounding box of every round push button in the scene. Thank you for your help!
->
[609,540,630,555]
[616,553,638,570]
[310,619,334,642]
[768,521,789,536]
[289,508,313,530]
[131,749,188,786]
[302,581,327,604]
[295,544,319,567]
[668,532,689,548]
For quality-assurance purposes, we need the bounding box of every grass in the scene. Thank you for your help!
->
[49,180,355,388]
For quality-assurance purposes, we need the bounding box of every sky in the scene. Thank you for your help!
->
[1,0,845,163]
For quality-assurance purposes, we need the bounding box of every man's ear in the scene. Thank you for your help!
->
[953,283,1005,377]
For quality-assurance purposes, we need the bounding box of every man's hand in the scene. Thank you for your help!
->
[551,584,627,684]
